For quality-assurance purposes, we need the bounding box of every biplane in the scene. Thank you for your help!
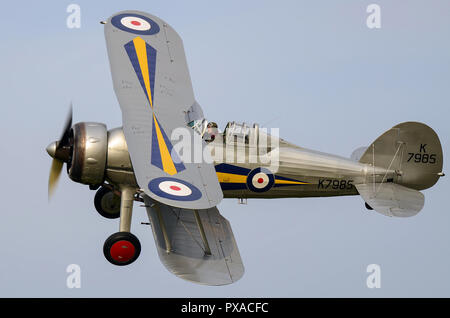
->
[46,11,444,285]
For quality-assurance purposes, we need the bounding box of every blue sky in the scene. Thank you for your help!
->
[0,0,449,297]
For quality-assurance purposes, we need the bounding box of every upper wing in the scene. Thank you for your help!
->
[356,183,425,217]
[144,195,245,285]
[104,11,222,209]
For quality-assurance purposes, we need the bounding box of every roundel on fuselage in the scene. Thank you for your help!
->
[246,168,275,192]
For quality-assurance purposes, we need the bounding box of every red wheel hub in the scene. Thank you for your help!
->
[110,240,136,263]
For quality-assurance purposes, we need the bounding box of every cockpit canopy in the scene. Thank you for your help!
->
[224,121,253,145]
[187,117,278,150]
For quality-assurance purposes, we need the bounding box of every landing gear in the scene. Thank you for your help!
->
[103,232,141,266]
[94,187,121,219]
[365,202,374,210]
[102,186,141,266]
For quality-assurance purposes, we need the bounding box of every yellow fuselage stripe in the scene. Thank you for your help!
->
[133,37,153,108]
[216,172,310,185]
[216,172,247,184]
[274,179,309,185]
[153,114,177,175]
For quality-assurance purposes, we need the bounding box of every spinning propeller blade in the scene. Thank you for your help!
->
[46,105,73,200]
[48,159,63,199]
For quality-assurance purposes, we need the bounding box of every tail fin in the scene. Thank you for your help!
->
[359,122,443,191]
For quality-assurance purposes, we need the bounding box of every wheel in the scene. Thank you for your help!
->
[94,187,121,219]
[103,232,141,266]
[365,202,374,210]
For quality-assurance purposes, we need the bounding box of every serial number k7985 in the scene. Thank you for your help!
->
[318,179,354,190]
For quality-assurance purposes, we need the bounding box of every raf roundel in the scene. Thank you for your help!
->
[158,180,192,197]
[148,177,202,201]
[111,13,160,35]
[120,16,151,31]
[246,168,275,193]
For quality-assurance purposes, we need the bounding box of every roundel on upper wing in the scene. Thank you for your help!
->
[148,177,202,201]
[111,13,160,35]
[246,168,275,192]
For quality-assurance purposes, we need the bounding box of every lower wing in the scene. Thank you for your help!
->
[143,195,245,285]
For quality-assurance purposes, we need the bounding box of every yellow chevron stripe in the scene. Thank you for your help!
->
[153,114,177,175]
[216,172,247,184]
[274,179,309,185]
[133,37,153,108]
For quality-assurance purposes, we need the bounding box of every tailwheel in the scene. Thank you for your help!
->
[94,187,121,219]
[365,202,374,210]
[103,232,141,266]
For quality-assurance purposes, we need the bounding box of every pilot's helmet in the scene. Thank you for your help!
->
[207,122,218,129]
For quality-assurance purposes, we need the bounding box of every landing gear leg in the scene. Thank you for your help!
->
[119,187,134,233]
[103,186,141,266]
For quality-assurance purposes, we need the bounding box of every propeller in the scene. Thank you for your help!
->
[47,105,73,200]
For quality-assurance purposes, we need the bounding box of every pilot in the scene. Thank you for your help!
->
[205,122,218,142]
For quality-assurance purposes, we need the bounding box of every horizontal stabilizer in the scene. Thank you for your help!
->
[355,183,424,217]
[144,196,244,285]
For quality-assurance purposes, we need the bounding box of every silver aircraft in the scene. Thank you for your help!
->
[46,11,444,286]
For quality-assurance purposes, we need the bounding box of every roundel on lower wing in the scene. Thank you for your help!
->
[111,13,160,35]
[246,168,275,192]
[148,177,202,201]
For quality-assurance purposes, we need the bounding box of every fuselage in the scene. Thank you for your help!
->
[105,126,395,199]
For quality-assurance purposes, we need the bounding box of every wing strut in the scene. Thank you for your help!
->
[154,203,172,254]
[194,210,212,256]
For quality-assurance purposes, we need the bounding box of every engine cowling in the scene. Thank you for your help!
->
[68,122,108,186]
